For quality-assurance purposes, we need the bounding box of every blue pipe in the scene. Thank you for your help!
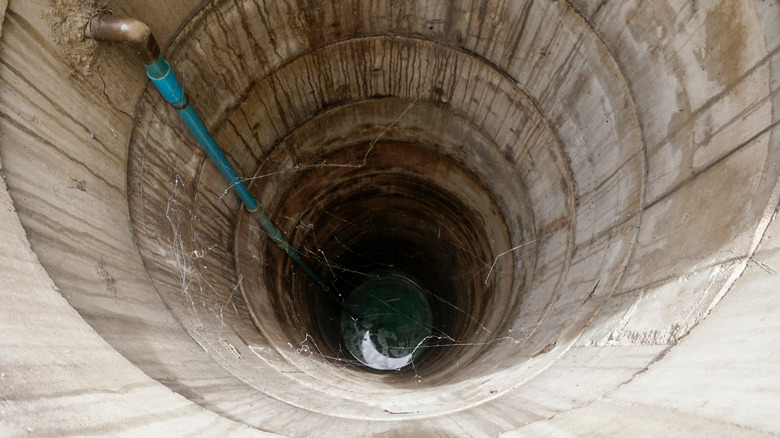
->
[145,57,329,292]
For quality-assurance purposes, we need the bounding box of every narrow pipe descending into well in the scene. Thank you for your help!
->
[85,13,330,292]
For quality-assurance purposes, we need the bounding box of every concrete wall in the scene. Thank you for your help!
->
[0,0,778,436]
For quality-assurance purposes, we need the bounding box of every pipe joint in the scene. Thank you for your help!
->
[85,14,161,64]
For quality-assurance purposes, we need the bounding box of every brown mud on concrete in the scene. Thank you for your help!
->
[43,0,102,75]
[701,1,748,87]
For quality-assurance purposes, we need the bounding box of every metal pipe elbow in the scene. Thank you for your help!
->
[84,15,161,65]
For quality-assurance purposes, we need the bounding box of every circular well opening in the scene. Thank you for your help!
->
[238,138,528,385]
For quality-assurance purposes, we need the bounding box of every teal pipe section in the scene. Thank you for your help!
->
[145,57,256,210]
[144,57,329,291]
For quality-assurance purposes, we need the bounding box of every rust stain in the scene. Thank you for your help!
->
[538,214,571,237]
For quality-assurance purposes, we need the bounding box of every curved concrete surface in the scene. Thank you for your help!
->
[1,0,779,436]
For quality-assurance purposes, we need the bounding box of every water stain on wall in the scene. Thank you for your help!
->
[700,2,748,87]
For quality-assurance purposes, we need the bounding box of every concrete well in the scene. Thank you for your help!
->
[1,0,778,436]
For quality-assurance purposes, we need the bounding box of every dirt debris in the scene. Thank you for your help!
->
[43,0,104,76]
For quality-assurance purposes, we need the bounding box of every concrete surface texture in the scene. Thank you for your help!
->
[0,0,778,436]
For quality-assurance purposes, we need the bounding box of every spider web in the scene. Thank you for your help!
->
[160,95,530,383]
